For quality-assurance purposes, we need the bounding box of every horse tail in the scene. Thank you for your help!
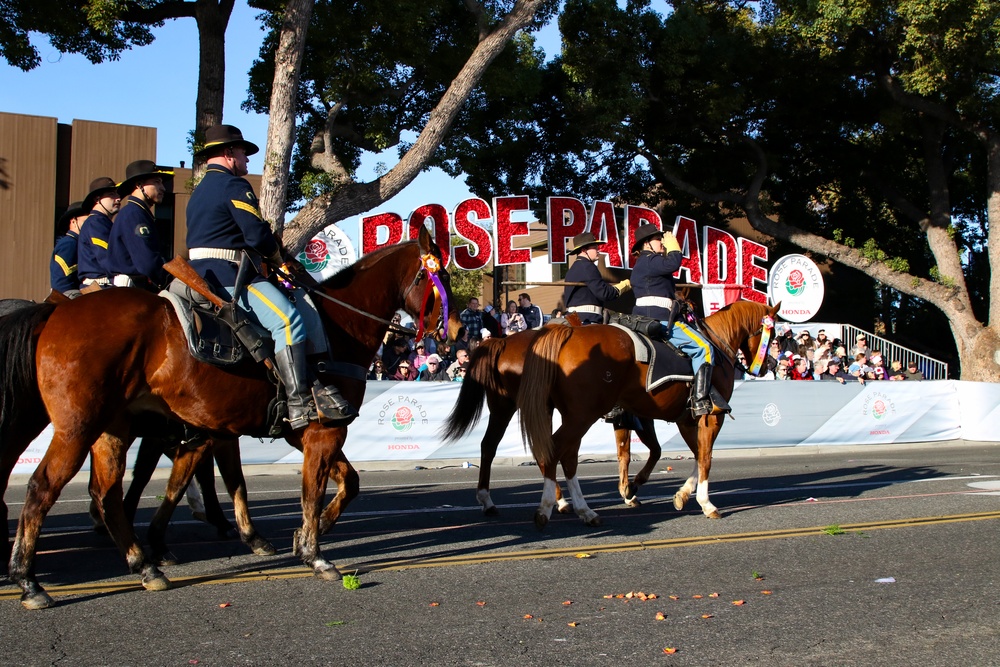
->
[439,340,506,442]
[517,325,574,465]
[0,302,55,441]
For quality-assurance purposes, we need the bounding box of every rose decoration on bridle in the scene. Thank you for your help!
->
[413,253,448,340]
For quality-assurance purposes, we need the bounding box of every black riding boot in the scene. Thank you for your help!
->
[690,364,731,417]
[275,344,318,430]
[309,364,358,427]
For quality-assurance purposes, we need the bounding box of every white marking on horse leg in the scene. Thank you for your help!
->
[673,463,699,510]
[476,488,495,513]
[696,479,719,518]
[565,476,600,526]
[556,496,572,512]
[538,478,557,521]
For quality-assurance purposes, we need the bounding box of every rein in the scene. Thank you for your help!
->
[278,252,445,339]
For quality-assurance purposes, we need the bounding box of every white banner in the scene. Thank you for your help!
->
[13,380,997,474]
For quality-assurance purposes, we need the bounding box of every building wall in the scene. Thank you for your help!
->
[0,112,60,300]
[68,119,157,203]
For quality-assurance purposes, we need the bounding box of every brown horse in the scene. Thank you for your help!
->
[516,300,781,529]
[441,326,663,514]
[2,226,458,609]
[0,301,271,568]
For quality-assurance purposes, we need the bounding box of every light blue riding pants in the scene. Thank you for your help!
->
[224,281,327,354]
[663,320,713,373]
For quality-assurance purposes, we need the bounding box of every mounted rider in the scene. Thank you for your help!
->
[50,201,88,298]
[630,223,731,417]
[77,176,121,290]
[185,124,357,429]
[562,231,630,324]
[105,160,173,291]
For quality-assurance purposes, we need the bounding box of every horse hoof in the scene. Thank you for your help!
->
[21,591,55,610]
[673,494,686,511]
[586,515,603,527]
[705,510,722,519]
[142,572,171,591]
[248,536,277,557]
[624,497,641,508]
[534,512,549,531]
[483,506,500,517]
[154,551,180,567]
[192,511,208,523]
[315,564,342,581]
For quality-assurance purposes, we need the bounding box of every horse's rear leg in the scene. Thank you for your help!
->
[557,428,601,527]
[622,418,661,507]
[144,442,210,565]
[318,450,359,535]
[192,451,236,537]
[213,440,276,556]
[122,435,167,525]
[89,431,172,588]
[294,427,342,580]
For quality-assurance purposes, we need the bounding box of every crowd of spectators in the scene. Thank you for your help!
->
[367,295,549,381]
[741,325,929,383]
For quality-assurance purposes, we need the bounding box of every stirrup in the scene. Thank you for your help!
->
[602,405,625,423]
[312,385,359,426]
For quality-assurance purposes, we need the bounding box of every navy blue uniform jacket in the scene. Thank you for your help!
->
[50,231,79,292]
[185,164,279,288]
[631,249,683,321]
[562,257,618,324]
[77,211,114,280]
[106,196,167,287]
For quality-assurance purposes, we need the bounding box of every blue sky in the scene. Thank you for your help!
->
[0,1,498,246]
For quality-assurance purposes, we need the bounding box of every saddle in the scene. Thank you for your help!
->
[160,284,273,367]
[608,313,694,391]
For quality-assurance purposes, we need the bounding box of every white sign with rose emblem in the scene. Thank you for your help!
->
[297,223,357,282]
[767,254,825,323]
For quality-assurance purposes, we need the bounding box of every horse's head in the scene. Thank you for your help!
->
[401,225,462,341]
[737,300,782,377]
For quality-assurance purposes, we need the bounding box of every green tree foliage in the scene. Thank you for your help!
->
[449,0,1000,379]
[0,0,155,71]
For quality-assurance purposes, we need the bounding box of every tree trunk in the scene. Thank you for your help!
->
[280,0,545,253]
[258,0,314,233]
[192,0,235,175]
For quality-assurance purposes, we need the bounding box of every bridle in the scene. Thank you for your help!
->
[280,251,447,340]
[699,313,775,378]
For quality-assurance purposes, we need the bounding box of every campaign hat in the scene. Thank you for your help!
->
[568,231,604,254]
[82,177,119,210]
[56,201,87,234]
[631,223,664,253]
[194,124,260,158]
[117,160,173,197]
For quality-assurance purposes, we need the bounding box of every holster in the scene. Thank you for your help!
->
[216,302,270,363]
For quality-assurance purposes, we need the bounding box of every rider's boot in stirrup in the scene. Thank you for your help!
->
[275,344,321,430]
[308,354,359,426]
[690,364,731,417]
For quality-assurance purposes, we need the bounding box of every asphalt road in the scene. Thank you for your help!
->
[3,441,1000,666]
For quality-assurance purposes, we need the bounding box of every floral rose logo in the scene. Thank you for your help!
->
[298,239,330,273]
[785,269,806,296]
[871,400,887,420]
[391,406,414,432]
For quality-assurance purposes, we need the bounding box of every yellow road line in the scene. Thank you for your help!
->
[4,510,999,601]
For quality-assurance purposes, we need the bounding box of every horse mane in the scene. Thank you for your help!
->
[317,239,419,292]
[702,300,768,344]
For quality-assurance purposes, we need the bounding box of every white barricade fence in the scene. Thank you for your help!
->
[12,380,998,475]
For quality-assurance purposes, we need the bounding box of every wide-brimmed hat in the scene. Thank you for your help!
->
[56,201,87,232]
[82,177,119,210]
[631,223,664,253]
[568,231,604,255]
[194,124,260,158]
[117,160,173,197]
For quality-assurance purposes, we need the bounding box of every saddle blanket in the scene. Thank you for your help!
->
[609,323,694,392]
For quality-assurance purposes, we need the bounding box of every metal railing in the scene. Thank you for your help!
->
[839,324,949,380]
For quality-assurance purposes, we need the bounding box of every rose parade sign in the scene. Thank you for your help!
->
[352,195,823,319]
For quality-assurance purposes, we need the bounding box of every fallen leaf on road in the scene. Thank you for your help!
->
[761,591,772,595]
[523,614,534,619]
[563,600,573,606]
[575,553,591,558]
[663,647,678,654]
[655,612,666,621]
[692,595,703,599]
[429,602,440,606]
[567,622,579,627]
[219,603,231,608]
[476,601,486,606]
[732,600,746,606]
[668,595,679,600]
[708,593,719,598]
[701,614,714,619]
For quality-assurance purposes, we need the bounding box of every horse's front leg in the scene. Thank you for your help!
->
[294,425,343,580]
[676,416,723,518]
[213,439,275,556]
[614,425,636,506]
[476,400,514,516]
